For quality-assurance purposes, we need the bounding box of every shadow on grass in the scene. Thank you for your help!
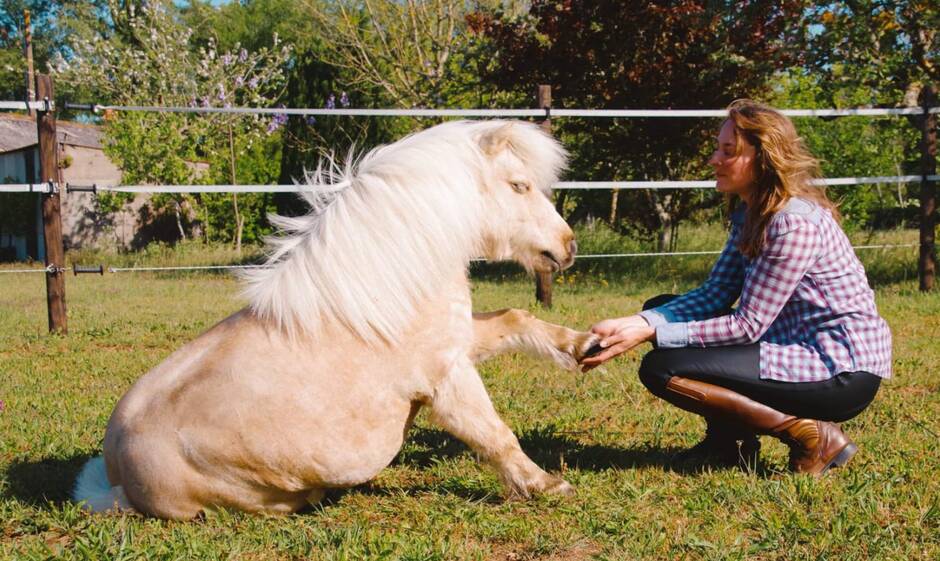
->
[3,453,96,506]
[310,424,775,511]
[317,479,501,508]
[394,426,773,477]
[5,425,774,514]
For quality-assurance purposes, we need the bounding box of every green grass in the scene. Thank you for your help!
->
[1,227,938,560]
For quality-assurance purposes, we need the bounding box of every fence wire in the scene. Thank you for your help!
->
[0,243,916,275]
[66,103,940,118]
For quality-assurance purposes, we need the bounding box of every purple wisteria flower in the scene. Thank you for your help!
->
[325,94,336,110]
[238,48,248,63]
[306,116,317,126]
[267,108,288,134]
[339,91,350,108]
[221,54,234,66]
[248,77,259,90]
[235,76,244,87]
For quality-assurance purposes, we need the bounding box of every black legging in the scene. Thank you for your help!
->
[637,295,881,423]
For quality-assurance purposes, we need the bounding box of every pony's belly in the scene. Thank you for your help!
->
[107,394,415,517]
[169,380,417,490]
[292,411,415,487]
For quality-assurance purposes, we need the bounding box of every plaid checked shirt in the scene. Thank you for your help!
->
[639,198,893,382]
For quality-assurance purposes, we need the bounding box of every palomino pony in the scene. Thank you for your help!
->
[74,120,599,519]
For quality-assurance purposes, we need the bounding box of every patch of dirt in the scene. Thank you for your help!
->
[488,540,602,561]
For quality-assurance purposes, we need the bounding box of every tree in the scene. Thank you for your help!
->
[805,1,937,106]
[0,0,91,100]
[186,1,530,220]
[184,0,405,217]
[301,0,521,109]
[52,0,289,249]
[477,0,807,249]
[804,1,938,285]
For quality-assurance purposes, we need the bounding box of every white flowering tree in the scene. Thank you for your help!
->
[53,0,290,250]
[303,0,522,109]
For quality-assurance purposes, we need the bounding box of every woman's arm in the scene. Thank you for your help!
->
[639,226,746,326]
[656,214,821,348]
[580,220,747,370]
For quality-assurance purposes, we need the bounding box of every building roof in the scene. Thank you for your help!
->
[0,113,103,153]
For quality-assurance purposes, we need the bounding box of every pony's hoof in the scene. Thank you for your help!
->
[553,330,602,369]
[573,333,603,362]
[542,477,576,497]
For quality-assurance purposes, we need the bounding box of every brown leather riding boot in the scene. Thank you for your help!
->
[663,376,858,475]
[773,419,858,474]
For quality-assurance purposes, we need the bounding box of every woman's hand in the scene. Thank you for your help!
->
[588,314,650,338]
[580,315,656,372]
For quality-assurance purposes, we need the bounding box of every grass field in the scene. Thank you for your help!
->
[1,226,938,560]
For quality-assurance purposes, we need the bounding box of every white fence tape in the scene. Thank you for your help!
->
[0,100,53,111]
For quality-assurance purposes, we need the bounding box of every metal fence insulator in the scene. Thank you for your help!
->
[73,264,104,275]
[66,183,98,194]
[63,102,99,113]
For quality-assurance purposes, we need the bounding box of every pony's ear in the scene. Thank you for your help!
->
[478,124,514,155]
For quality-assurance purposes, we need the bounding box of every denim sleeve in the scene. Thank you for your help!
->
[655,322,690,348]
[647,227,746,323]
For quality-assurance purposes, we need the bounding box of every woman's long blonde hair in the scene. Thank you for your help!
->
[726,99,838,258]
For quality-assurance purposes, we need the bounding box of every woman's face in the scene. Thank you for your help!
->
[709,120,757,201]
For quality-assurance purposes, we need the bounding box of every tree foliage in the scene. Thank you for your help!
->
[800,1,937,229]
[187,0,520,218]
[0,0,92,99]
[302,0,518,109]
[805,1,938,105]
[5,1,932,257]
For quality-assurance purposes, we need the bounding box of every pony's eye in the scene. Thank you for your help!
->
[510,181,530,194]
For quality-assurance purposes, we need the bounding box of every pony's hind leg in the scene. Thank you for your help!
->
[428,358,573,498]
[471,309,599,369]
[306,488,326,506]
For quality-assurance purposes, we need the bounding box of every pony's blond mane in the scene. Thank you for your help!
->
[240,120,565,345]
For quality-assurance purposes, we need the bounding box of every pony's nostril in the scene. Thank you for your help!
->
[568,239,577,257]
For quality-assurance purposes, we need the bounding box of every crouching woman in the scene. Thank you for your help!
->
[581,100,892,474]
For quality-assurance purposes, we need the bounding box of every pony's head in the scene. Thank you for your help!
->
[474,121,575,273]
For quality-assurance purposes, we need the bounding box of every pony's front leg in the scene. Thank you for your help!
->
[428,358,574,498]
[471,309,599,369]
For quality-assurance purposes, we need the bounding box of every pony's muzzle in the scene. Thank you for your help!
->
[560,239,577,270]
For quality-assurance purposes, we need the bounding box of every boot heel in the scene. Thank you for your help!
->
[825,442,858,472]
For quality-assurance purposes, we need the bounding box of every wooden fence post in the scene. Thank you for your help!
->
[535,84,554,308]
[920,84,937,292]
[24,10,36,118]
[36,73,67,333]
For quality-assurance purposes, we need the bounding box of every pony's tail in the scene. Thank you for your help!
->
[73,456,135,513]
